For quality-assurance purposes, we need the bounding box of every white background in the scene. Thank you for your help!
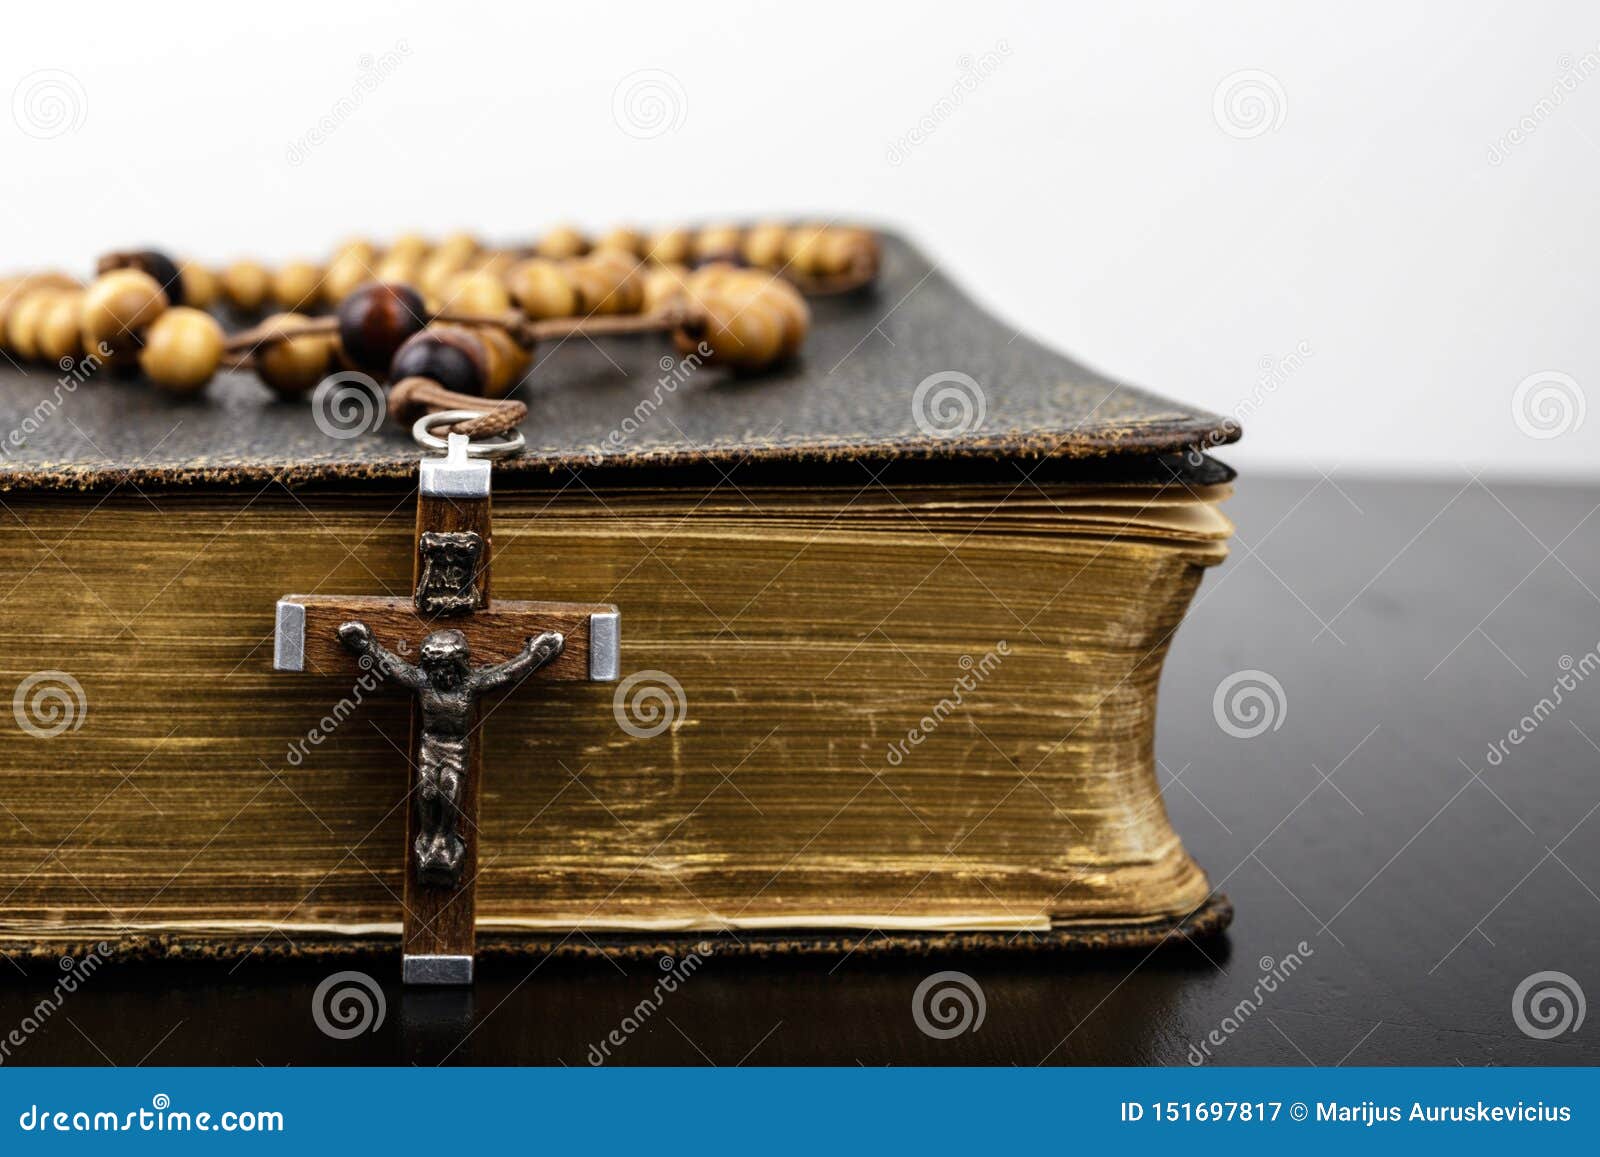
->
[2,0,1595,479]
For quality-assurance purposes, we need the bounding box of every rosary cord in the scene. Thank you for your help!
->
[387,377,526,438]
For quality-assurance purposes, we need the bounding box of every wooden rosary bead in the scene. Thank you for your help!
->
[36,291,87,363]
[6,289,64,359]
[468,251,514,279]
[0,277,71,352]
[742,223,789,270]
[569,253,643,315]
[271,261,324,311]
[418,252,471,300]
[417,232,479,296]
[373,248,423,286]
[385,233,431,263]
[783,225,831,275]
[374,230,432,283]
[505,258,577,319]
[81,268,167,354]
[321,250,375,306]
[138,306,224,391]
[220,260,271,313]
[594,227,644,256]
[678,266,808,368]
[336,282,427,376]
[768,278,810,356]
[680,290,786,371]
[693,225,744,264]
[332,238,379,263]
[435,232,479,261]
[644,228,692,266]
[179,262,219,310]
[535,225,587,260]
[252,314,335,396]
[563,261,615,316]
[477,325,531,398]
[441,270,511,316]
[97,250,185,304]
[641,265,689,314]
[389,324,488,395]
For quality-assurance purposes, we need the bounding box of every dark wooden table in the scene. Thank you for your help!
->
[4,474,1596,1065]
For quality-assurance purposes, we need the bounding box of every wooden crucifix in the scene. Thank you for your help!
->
[271,434,619,985]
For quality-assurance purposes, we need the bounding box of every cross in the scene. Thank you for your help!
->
[271,434,619,985]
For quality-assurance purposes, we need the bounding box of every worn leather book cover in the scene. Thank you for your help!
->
[0,233,1239,962]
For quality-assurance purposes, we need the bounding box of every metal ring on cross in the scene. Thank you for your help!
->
[411,410,527,459]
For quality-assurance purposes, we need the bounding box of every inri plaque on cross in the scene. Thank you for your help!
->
[271,433,619,985]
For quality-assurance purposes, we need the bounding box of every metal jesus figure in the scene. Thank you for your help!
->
[337,622,564,885]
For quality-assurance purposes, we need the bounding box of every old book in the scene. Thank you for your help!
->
[0,233,1237,961]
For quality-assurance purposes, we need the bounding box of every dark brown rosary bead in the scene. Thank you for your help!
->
[336,282,427,375]
[389,325,488,395]
[97,250,185,306]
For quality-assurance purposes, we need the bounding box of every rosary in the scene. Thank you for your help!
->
[0,221,880,449]
[0,222,878,983]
